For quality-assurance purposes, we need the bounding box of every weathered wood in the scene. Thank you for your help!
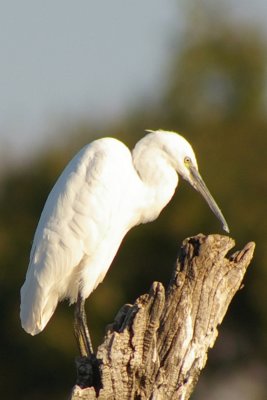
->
[70,234,255,400]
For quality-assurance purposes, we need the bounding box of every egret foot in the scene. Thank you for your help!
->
[74,292,94,357]
[75,355,102,391]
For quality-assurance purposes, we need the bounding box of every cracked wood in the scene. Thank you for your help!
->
[70,234,255,400]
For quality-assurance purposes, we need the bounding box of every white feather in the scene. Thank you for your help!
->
[20,130,228,335]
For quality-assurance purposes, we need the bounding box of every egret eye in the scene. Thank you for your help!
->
[184,156,192,166]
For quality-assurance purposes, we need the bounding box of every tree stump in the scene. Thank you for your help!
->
[70,234,255,400]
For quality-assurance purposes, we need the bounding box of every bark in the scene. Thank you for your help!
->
[70,234,255,400]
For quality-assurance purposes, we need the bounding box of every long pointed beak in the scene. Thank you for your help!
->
[189,166,229,233]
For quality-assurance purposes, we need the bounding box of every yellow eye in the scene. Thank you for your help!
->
[184,156,192,166]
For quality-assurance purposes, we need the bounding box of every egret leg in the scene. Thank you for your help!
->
[74,292,94,357]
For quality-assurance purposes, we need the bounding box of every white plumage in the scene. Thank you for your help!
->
[20,130,228,354]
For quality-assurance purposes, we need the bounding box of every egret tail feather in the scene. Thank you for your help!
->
[20,274,58,335]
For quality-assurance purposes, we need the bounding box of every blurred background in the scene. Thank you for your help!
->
[0,1,267,399]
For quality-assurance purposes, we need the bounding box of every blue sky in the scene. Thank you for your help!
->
[0,1,267,161]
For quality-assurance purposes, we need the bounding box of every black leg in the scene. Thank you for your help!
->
[74,292,94,357]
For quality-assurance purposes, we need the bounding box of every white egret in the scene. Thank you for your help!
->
[20,130,229,356]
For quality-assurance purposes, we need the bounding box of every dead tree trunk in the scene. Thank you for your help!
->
[70,234,255,400]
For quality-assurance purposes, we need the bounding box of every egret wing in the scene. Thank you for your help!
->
[20,138,134,334]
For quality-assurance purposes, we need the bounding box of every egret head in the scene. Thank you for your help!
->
[147,130,229,233]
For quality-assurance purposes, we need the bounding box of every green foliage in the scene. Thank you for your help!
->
[1,6,267,399]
